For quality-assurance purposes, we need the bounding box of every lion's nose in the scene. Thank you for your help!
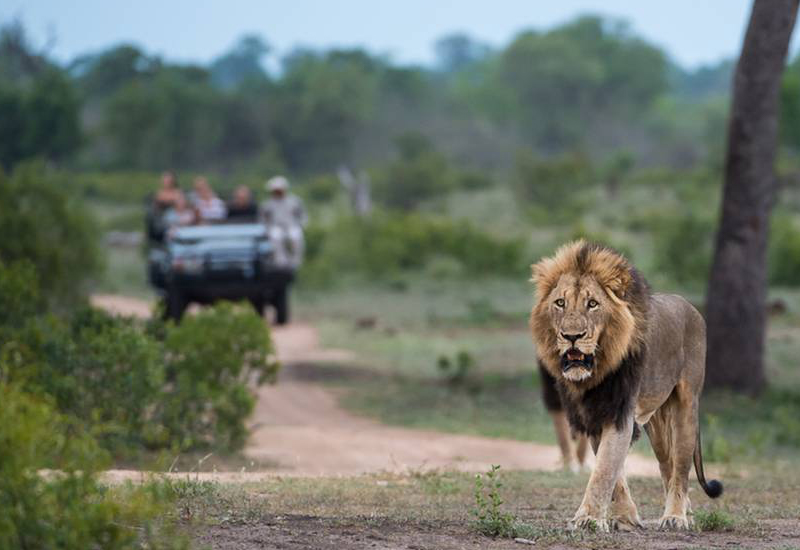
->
[561,332,586,345]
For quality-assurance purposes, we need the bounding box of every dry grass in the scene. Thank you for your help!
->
[186,467,800,549]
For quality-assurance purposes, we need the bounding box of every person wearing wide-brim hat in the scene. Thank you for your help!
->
[259,175,308,269]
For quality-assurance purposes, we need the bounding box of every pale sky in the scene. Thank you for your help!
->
[3,1,798,69]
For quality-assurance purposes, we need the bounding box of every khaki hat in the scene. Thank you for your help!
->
[266,176,289,192]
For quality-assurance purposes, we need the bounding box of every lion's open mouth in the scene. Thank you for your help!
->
[561,349,595,372]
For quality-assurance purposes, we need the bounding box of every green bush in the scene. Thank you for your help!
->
[0,382,188,550]
[0,260,42,331]
[0,162,101,307]
[0,264,279,456]
[302,211,525,285]
[12,308,165,455]
[159,303,279,451]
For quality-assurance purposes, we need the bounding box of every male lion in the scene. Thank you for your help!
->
[530,241,722,532]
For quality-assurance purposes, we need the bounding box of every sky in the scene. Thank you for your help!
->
[2,1,797,70]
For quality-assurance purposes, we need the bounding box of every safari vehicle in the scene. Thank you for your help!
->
[147,221,295,323]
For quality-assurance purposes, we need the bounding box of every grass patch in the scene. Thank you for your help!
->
[334,370,557,444]
[694,508,735,532]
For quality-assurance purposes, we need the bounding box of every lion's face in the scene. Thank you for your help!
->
[542,273,617,382]
[530,241,648,389]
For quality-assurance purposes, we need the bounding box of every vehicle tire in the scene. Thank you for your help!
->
[250,296,266,318]
[165,289,188,322]
[272,285,290,325]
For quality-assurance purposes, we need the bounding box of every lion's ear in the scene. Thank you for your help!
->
[606,266,633,300]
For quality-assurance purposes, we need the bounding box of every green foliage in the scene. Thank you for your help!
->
[436,350,476,388]
[650,210,715,288]
[159,303,279,451]
[374,132,454,210]
[473,465,525,538]
[301,173,341,203]
[694,509,734,532]
[0,260,42,329]
[303,211,524,285]
[769,214,800,287]
[12,308,165,454]
[0,264,278,456]
[0,66,80,168]
[271,49,381,170]
[210,34,269,90]
[0,383,189,550]
[515,150,593,218]
[0,162,101,307]
[101,68,228,169]
[498,16,667,148]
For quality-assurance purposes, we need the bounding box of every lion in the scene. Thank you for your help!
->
[530,240,722,532]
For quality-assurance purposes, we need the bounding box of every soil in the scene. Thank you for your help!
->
[195,517,800,550]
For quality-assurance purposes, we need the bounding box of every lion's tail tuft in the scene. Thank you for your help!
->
[694,430,724,499]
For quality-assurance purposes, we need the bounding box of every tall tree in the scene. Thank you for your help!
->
[705,0,799,394]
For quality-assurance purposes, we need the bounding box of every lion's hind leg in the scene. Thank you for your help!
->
[658,382,698,530]
[644,405,673,497]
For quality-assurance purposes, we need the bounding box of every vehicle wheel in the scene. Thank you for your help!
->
[272,286,290,325]
[165,290,188,322]
[250,296,266,318]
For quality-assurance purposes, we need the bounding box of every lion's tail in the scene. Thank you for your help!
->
[693,429,723,498]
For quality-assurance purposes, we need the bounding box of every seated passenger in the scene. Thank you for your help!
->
[227,185,258,222]
[192,176,227,222]
[163,192,196,231]
[153,171,181,211]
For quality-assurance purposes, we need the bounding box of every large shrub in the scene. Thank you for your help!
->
[12,308,165,455]
[0,162,101,307]
[0,261,279,457]
[158,303,279,451]
[0,382,188,550]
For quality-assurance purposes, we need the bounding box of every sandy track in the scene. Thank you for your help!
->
[92,295,659,478]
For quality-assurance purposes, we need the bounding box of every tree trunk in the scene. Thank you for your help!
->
[705,0,799,394]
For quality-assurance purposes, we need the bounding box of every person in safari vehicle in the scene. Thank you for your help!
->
[259,176,307,269]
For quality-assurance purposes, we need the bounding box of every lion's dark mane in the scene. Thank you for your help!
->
[557,347,644,441]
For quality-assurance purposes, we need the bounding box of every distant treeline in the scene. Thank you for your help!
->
[7,16,796,178]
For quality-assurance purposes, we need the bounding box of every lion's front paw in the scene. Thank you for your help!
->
[610,513,643,532]
[568,514,609,533]
[659,515,692,530]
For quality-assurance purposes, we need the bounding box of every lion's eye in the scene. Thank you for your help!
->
[555,298,565,308]
[587,299,599,309]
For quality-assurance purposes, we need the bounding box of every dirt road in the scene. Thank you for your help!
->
[92,294,659,478]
